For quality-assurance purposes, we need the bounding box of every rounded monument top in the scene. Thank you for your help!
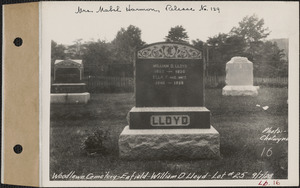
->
[228,56,252,64]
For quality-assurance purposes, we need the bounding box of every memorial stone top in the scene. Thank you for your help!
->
[135,42,204,107]
[225,57,253,86]
[54,59,83,83]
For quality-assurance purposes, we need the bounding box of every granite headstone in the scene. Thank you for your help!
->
[119,42,220,159]
[130,42,210,129]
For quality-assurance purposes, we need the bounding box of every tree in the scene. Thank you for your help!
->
[205,33,246,76]
[66,39,84,59]
[111,25,145,64]
[192,39,205,50]
[51,40,66,78]
[230,15,271,60]
[192,39,208,75]
[51,40,66,61]
[82,40,113,76]
[230,14,270,43]
[202,15,287,78]
[165,25,189,43]
[254,41,287,77]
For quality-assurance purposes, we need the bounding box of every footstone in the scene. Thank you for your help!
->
[129,107,210,129]
[222,86,259,96]
[119,126,220,160]
[51,92,90,104]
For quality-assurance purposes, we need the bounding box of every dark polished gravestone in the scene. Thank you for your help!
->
[50,59,90,104]
[119,42,220,160]
[131,42,209,129]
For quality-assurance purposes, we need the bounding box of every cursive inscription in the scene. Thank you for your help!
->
[96,6,121,13]
[165,5,195,11]
[126,5,160,13]
[75,6,93,14]
[52,170,274,180]
[75,4,221,14]
[260,127,288,143]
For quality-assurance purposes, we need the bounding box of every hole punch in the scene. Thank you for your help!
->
[13,37,23,47]
[13,144,23,154]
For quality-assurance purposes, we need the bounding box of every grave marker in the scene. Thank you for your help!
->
[119,42,220,159]
[51,59,90,104]
[222,57,259,96]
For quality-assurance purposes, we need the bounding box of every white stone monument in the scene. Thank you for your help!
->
[222,57,259,96]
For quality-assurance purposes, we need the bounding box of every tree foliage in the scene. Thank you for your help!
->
[82,40,113,76]
[205,34,247,76]
[51,40,66,61]
[51,40,66,77]
[192,39,205,50]
[51,17,287,79]
[230,14,270,43]
[204,15,287,77]
[66,39,84,59]
[165,25,189,43]
[111,25,145,64]
[51,25,145,77]
[253,41,287,77]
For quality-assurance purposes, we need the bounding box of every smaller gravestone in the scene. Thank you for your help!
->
[51,59,90,104]
[54,59,83,83]
[222,57,259,96]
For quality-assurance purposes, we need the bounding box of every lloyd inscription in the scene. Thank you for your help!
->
[151,115,190,126]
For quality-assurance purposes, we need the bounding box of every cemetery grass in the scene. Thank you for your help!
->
[50,88,288,180]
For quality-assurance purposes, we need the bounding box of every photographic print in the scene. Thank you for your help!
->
[39,1,298,187]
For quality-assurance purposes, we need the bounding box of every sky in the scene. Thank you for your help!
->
[41,1,298,45]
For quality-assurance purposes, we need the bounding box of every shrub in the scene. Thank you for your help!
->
[81,129,110,156]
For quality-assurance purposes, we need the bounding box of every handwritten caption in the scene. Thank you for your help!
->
[75,4,221,14]
[258,180,281,186]
[52,170,273,181]
[259,127,288,157]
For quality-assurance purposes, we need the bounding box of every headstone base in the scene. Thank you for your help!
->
[119,125,220,160]
[50,92,90,104]
[222,85,259,96]
[51,83,87,93]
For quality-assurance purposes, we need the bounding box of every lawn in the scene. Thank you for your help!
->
[50,88,288,180]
